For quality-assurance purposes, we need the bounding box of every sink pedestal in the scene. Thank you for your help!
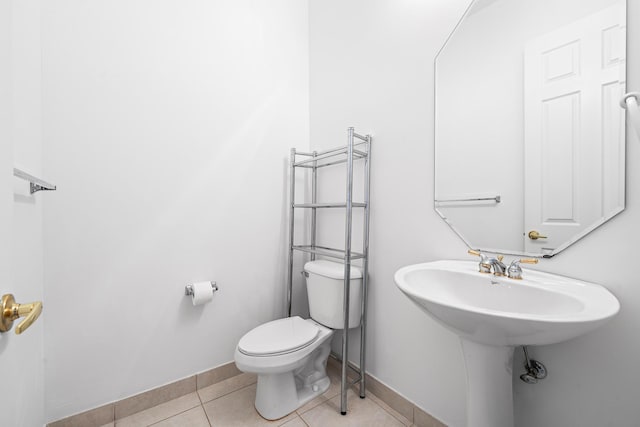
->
[461,339,515,427]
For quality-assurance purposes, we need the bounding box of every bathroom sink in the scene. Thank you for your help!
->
[394,260,620,427]
[394,260,619,346]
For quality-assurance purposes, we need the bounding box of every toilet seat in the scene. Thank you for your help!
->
[238,316,320,357]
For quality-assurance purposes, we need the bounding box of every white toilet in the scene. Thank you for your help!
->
[234,259,362,420]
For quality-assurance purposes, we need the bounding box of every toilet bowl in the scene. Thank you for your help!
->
[234,316,333,420]
[234,260,362,420]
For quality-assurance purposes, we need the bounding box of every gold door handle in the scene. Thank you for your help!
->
[528,231,548,240]
[0,294,43,335]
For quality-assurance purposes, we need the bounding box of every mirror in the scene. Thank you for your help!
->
[434,0,627,257]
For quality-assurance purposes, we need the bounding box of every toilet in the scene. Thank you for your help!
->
[234,259,362,420]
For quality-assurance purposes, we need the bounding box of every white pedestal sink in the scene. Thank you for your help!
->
[394,260,619,427]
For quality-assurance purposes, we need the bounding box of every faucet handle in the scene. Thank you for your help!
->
[468,249,491,273]
[507,258,539,280]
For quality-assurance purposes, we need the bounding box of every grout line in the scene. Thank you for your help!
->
[196,387,205,405]
[118,395,201,427]
[295,396,327,416]
[201,403,214,427]
[288,415,311,427]
[145,404,203,427]
[198,380,257,405]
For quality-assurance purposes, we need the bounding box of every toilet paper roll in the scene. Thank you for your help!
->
[191,281,214,306]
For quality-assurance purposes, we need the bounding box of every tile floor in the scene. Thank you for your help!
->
[102,369,416,427]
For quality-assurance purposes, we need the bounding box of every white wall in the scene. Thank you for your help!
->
[309,1,471,425]
[309,0,640,426]
[0,0,46,426]
[41,0,309,421]
[27,0,640,425]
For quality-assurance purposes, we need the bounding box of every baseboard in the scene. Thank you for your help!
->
[46,361,241,427]
[49,357,446,427]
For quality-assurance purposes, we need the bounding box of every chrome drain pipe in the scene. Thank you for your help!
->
[520,346,548,384]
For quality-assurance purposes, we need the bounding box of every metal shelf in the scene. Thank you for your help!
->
[294,202,366,208]
[287,127,372,416]
[293,148,367,169]
[292,245,365,260]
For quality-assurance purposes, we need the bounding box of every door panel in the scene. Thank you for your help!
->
[524,2,626,254]
[1,1,45,425]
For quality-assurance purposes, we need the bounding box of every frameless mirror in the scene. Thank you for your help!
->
[434,0,627,257]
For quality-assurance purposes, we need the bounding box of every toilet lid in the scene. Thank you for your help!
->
[238,316,320,357]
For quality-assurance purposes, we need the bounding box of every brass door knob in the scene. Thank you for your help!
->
[0,294,43,335]
[528,230,548,240]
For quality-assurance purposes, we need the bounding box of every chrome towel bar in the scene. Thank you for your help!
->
[435,195,501,203]
[13,168,57,194]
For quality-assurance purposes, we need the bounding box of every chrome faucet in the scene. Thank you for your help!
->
[468,250,542,278]
[468,250,506,276]
[485,256,507,276]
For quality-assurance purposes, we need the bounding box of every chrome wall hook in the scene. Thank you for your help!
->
[620,92,640,140]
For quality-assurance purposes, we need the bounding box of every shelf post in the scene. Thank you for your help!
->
[360,134,372,398]
[287,148,296,318]
[311,151,318,261]
[340,128,355,415]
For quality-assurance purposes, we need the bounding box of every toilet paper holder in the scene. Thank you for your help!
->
[185,282,218,296]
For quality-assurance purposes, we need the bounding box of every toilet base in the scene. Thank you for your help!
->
[255,371,330,420]
[254,333,332,420]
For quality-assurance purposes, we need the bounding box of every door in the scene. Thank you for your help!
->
[524,2,626,254]
[0,1,45,425]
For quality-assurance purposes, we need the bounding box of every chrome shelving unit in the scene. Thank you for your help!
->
[286,127,372,415]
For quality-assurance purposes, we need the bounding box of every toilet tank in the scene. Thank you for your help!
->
[304,260,362,329]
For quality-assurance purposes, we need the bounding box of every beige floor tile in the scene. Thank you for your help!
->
[365,391,412,426]
[116,392,201,427]
[300,388,405,427]
[202,384,297,426]
[99,424,115,427]
[295,394,328,416]
[115,376,196,419]
[198,372,257,403]
[279,417,308,427]
[150,406,210,427]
